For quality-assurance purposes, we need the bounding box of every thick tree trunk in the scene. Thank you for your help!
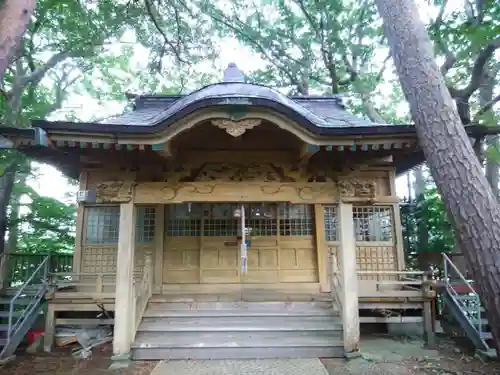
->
[376,0,500,351]
[0,0,36,79]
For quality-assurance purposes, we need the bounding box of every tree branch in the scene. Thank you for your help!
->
[144,0,188,65]
[17,51,74,88]
[475,94,500,122]
[453,37,500,100]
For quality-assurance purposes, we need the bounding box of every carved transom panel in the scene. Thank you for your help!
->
[164,162,298,182]
[95,181,135,203]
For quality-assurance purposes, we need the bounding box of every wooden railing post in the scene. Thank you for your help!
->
[422,272,436,347]
[338,202,360,357]
[96,273,103,293]
[145,253,153,296]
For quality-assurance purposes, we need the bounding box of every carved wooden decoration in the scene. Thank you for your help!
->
[211,118,262,137]
[338,179,377,199]
[96,181,135,203]
[134,179,383,205]
[164,162,301,182]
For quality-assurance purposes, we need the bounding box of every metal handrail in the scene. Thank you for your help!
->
[6,255,50,345]
[442,253,484,342]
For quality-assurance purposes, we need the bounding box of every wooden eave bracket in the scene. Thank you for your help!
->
[298,144,320,165]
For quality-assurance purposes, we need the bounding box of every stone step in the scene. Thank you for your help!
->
[138,316,342,332]
[132,331,343,359]
[144,308,337,318]
[132,346,343,360]
[146,301,334,311]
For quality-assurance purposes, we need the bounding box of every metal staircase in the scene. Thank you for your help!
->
[441,253,495,355]
[0,255,50,359]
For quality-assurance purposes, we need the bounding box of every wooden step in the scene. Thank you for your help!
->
[138,316,342,332]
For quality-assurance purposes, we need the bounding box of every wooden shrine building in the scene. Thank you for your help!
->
[2,64,491,360]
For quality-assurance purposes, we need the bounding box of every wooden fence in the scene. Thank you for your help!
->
[6,253,73,286]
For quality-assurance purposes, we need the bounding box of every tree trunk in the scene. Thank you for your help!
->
[0,0,36,79]
[376,0,500,351]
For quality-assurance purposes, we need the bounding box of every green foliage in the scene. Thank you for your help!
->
[202,0,387,101]
[401,184,455,268]
[417,187,456,253]
[10,183,76,254]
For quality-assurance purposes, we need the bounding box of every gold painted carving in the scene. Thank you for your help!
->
[96,181,135,203]
[211,118,262,137]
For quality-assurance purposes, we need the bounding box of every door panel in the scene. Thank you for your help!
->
[163,237,200,283]
[200,237,240,283]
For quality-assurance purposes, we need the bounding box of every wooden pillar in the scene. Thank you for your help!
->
[338,202,360,355]
[43,303,56,352]
[112,200,136,359]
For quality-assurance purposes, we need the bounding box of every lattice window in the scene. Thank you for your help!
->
[136,206,156,243]
[353,206,393,242]
[279,203,313,236]
[204,219,239,236]
[167,204,201,236]
[246,217,277,236]
[203,204,277,236]
[324,205,338,241]
[85,206,120,244]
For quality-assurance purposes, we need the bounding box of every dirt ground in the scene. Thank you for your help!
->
[322,335,500,375]
[1,336,500,375]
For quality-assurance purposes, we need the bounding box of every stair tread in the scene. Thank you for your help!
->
[146,301,333,311]
[144,309,337,318]
[133,330,342,348]
[138,316,341,332]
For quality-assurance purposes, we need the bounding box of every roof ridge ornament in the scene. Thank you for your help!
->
[223,63,245,83]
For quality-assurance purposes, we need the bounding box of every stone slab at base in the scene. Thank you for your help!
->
[344,350,362,360]
[387,322,423,337]
[109,359,132,370]
[111,353,131,362]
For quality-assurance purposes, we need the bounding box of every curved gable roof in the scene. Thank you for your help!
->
[32,82,416,137]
